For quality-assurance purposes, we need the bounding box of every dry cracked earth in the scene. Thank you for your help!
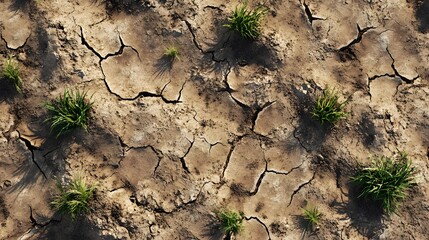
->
[0,0,429,239]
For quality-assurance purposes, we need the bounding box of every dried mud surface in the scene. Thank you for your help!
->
[0,0,428,239]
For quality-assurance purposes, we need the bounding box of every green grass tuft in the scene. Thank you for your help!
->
[44,89,93,137]
[2,56,23,93]
[217,209,244,237]
[224,0,268,40]
[164,46,180,61]
[51,176,96,220]
[351,152,417,214]
[311,87,347,125]
[302,204,321,227]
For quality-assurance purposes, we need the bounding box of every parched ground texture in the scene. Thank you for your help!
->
[0,0,428,239]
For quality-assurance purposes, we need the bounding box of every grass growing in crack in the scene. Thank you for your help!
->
[351,152,417,214]
[302,204,321,228]
[311,87,347,125]
[217,209,245,237]
[51,176,96,220]
[164,46,180,61]
[2,56,23,93]
[44,89,93,137]
[224,0,268,40]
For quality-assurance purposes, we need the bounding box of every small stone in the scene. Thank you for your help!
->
[171,30,182,37]
[73,69,85,78]
[161,28,169,36]
[17,52,27,61]
[9,131,19,139]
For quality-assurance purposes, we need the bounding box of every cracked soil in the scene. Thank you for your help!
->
[0,0,429,239]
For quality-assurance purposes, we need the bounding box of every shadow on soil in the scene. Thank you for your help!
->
[38,216,110,239]
[7,114,120,194]
[36,24,61,82]
[332,184,385,238]
[291,85,331,151]
[7,152,47,194]
[292,214,320,240]
[12,5,61,82]
[416,0,429,33]
[202,218,224,240]
[0,80,20,102]
[9,0,30,11]
[358,113,378,148]
[203,21,282,76]
[313,146,385,238]
[153,55,174,78]
[293,214,311,231]
[293,215,316,236]
[0,194,10,221]
[7,119,72,194]
[99,0,150,15]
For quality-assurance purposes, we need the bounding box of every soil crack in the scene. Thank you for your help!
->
[118,136,128,157]
[135,180,217,214]
[335,167,347,198]
[250,152,304,196]
[89,16,108,27]
[180,136,195,174]
[182,19,207,54]
[16,130,47,179]
[79,26,130,60]
[18,206,60,240]
[117,136,164,171]
[203,5,222,12]
[292,126,310,152]
[368,73,396,81]
[245,216,272,239]
[367,73,397,100]
[98,64,184,104]
[121,88,182,104]
[1,33,30,50]
[250,168,266,196]
[218,86,275,132]
[200,137,224,153]
[338,24,374,52]
[29,206,58,227]
[80,26,179,103]
[266,159,305,176]
[221,134,249,179]
[181,18,227,64]
[386,47,419,84]
[287,172,315,207]
[79,26,103,59]
[251,101,276,132]
[300,1,326,25]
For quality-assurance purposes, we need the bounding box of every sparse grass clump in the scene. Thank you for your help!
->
[51,176,96,220]
[2,56,23,93]
[44,89,93,137]
[311,87,347,125]
[302,204,321,228]
[351,152,417,214]
[224,0,268,40]
[164,46,180,61]
[217,209,245,237]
